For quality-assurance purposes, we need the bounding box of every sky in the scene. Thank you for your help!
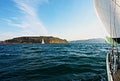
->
[0,0,107,41]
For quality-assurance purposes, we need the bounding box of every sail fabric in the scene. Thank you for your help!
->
[94,0,120,43]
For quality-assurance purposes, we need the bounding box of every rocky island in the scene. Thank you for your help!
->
[1,36,68,44]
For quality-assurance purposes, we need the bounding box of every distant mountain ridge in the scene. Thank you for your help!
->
[70,38,106,43]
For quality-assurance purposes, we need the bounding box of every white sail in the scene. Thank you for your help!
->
[94,0,120,43]
[42,39,45,44]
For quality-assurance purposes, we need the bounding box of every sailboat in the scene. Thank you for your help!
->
[42,39,45,44]
[94,0,120,81]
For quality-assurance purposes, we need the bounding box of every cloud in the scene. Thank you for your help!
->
[14,0,36,17]
[5,0,48,36]
[0,0,49,40]
[0,32,21,41]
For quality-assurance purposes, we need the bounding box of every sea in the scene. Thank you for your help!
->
[0,43,111,81]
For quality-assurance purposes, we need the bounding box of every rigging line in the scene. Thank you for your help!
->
[111,0,117,46]
[109,0,113,45]
[112,0,115,46]
[110,0,115,46]
[113,0,119,75]
[114,0,118,46]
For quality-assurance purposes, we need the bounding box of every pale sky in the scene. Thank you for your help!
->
[0,0,107,41]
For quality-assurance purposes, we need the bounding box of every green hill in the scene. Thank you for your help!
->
[1,36,68,44]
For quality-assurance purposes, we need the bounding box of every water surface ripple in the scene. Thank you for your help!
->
[0,43,110,81]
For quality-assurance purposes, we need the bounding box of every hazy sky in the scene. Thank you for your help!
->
[0,0,107,41]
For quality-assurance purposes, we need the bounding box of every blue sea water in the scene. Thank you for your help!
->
[0,43,110,81]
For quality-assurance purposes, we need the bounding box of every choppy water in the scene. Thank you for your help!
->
[0,43,110,81]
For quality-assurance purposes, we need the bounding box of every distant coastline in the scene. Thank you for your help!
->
[1,36,68,44]
[70,38,106,43]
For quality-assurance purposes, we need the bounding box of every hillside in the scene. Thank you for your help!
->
[1,36,68,44]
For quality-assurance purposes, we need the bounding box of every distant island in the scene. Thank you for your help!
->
[1,36,68,44]
[70,38,106,43]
